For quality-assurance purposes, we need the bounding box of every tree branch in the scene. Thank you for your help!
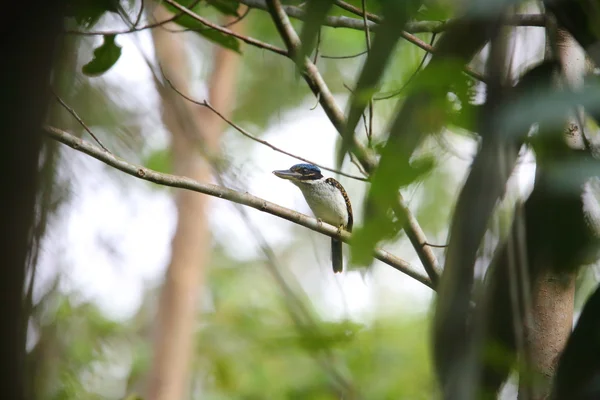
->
[160,74,368,181]
[44,125,434,289]
[163,0,287,56]
[143,0,441,286]
[237,0,544,33]
[64,0,202,35]
[263,0,441,284]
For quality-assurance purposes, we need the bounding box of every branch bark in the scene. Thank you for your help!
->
[263,0,441,285]
[237,0,545,33]
[522,28,587,399]
[44,126,433,289]
[1,2,66,399]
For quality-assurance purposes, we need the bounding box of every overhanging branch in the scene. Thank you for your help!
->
[264,0,441,286]
[239,0,544,34]
[44,125,434,290]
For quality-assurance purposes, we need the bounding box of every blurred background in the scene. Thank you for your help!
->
[13,0,600,399]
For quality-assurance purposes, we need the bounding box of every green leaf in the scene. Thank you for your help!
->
[166,1,241,53]
[65,0,119,27]
[207,0,240,16]
[351,62,462,265]
[497,82,600,138]
[415,3,452,21]
[337,0,423,168]
[298,0,335,62]
[82,35,122,76]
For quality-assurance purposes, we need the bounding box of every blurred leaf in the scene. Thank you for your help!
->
[543,157,600,194]
[82,35,122,76]
[416,2,452,21]
[145,148,172,175]
[65,0,118,27]
[543,0,600,66]
[298,0,335,63]
[351,15,494,263]
[207,0,240,16]
[196,28,242,53]
[166,0,242,53]
[338,0,423,167]
[351,92,451,265]
[497,82,600,137]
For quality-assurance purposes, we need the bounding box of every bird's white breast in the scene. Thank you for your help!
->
[294,178,349,227]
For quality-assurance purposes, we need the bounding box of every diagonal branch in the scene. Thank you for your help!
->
[161,74,368,181]
[44,125,434,290]
[332,0,484,81]
[51,90,111,153]
[154,0,441,284]
[264,0,441,286]
[64,0,202,36]
[163,0,287,56]
[237,0,544,33]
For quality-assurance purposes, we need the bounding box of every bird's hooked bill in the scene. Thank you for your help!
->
[272,169,302,180]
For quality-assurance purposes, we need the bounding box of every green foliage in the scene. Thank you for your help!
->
[82,35,122,76]
[351,59,468,265]
[207,0,241,16]
[297,0,336,64]
[497,81,600,137]
[31,293,139,400]
[194,262,436,399]
[65,0,119,27]
[337,0,423,168]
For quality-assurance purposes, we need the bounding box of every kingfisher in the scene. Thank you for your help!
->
[273,163,353,273]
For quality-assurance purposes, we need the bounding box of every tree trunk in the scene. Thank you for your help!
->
[0,3,65,400]
[525,270,576,398]
[522,28,586,399]
[145,5,244,400]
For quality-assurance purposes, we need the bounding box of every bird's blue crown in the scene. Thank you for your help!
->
[290,163,321,173]
[289,163,323,180]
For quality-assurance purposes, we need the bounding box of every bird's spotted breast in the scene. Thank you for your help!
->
[325,178,353,232]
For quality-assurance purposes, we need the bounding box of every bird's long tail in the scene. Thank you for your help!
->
[331,238,343,273]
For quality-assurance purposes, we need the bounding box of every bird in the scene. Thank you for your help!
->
[272,163,353,273]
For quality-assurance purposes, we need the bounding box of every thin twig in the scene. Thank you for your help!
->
[163,75,368,181]
[264,0,441,283]
[321,49,368,59]
[422,241,449,248]
[333,0,485,82]
[312,27,321,65]
[51,91,111,153]
[237,0,545,33]
[134,0,145,27]
[349,153,369,177]
[163,0,289,56]
[157,6,251,34]
[361,0,373,143]
[374,33,437,101]
[310,92,321,110]
[44,125,433,289]
[63,0,202,35]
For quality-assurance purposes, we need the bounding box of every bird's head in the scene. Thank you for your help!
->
[272,163,323,182]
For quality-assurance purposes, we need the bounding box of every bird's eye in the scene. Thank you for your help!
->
[301,168,307,173]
